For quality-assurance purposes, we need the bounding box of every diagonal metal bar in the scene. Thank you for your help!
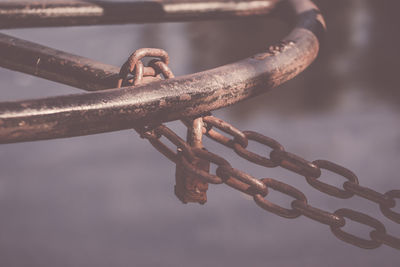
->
[0,0,326,144]
[0,0,279,29]
[0,33,119,91]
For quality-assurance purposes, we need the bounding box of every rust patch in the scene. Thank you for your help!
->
[179,94,191,101]
[159,99,166,107]
[175,155,209,205]
[253,40,295,60]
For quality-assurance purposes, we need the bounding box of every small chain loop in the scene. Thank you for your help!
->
[132,60,144,85]
[216,165,268,196]
[343,182,395,207]
[370,231,400,250]
[149,59,175,79]
[180,147,230,184]
[142,128,179,163]
[117,48,169,87]
[380,190,400,223]
[330,208,385,249]
[305,160,359,199]
[154,125,196,161]
[270,149,321,177]
[254,178,307,218]
[203,116,248,148]
[233,131,284,167]
[291,200,345,228]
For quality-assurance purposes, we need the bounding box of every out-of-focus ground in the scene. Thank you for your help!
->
[0,0,400,266]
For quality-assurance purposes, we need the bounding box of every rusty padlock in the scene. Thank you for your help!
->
[175,117,209,204]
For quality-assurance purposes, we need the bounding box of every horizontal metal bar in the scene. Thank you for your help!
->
[0,0,326,143]
[0,0,279,29]
[0,0,286,91]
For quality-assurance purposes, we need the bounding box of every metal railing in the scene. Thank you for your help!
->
[1,0,399,251]
[0,0,324,143]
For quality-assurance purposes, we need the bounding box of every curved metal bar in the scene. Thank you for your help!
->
[0,0,279,29]
[0,0,326,143]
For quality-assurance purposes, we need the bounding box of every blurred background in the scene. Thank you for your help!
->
[0,0,400,266]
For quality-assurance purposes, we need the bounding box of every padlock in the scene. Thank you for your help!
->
[175,118,209,204]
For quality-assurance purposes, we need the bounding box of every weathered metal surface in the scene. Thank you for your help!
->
[0,0,279,29]
[0,0,326,144]
[0,1,398,250]
[140,110,400,249]
[0,33,119,91]
[175,117,209,204]
[117,48,170,88]
[115,48,210,204]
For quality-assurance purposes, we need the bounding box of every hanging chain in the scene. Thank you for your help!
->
[117,49,400,251]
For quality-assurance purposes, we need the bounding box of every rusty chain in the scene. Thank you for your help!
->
[117,48,400,251]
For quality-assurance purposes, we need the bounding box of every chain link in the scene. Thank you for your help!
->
[330,208,386,249]
[306,160,359,199]
[291,200,345,228]
[217,166,269,196]
[118,48,400,251]
[254,178,306,218]
[233,130,283,167]
[380,190,400,224]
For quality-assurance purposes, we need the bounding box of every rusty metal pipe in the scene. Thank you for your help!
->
[0,0,326,143]
[0,33,120,91]
[0,0,279,29]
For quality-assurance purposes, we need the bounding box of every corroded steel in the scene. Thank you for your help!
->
[0,0,280,29]
[0,0,398,251]
[254,178,307,218]
[181,148,227,185]
[306,160,359,198]
[144,110,400,250]
[119,51,399,249]
[217,165,269,196]
[124,57,398,248]
[291,200,345,227]
[175,117,209,204]
[270,149,322,177]
[0,0,326,143]
[117,48,170,88]
[330,209,386,249]
[203,115,248,148]
[380,190,400,223]
[0,33,120,91]
[117,51,210,204]
[233,130,284,167]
